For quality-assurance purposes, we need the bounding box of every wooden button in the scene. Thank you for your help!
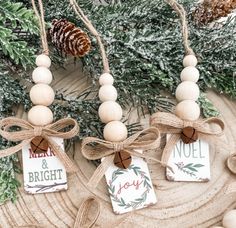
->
[114,151,132,169]
[181,127,198,144]
[30,136,49,153]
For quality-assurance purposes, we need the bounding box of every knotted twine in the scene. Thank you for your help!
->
[0,117,79,172]
[82,127,173,188]
[150,112,225,164]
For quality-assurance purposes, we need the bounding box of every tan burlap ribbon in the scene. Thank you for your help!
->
[150,112,225,164]
[82,127,173,188]
[227,153,236,175]
[0,117,79,172]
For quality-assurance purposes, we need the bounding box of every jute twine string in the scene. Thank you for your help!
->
[31,0,49,55]
[151,112,225,164]
[69,0,110,73]
[164,0,194,55]
[82,127,173,188]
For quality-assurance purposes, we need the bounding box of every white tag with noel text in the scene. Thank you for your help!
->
[22,137,67,194]
[166,136,210,182]
[104,150,157,214]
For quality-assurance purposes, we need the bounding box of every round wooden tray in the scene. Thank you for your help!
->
[0,62,236,227]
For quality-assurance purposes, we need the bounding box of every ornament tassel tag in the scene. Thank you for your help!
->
[104,150,157,214]
[22,137,67,194]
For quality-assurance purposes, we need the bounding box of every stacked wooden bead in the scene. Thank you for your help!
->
[98,73,128,142]
[28,54,55,126]
[175,54,200,121]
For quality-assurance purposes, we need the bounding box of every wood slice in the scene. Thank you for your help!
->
[0,61,235,227]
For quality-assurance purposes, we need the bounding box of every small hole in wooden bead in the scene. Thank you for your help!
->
[98,101,122,123]
[30,84,55,106]
[36,54,51,68]
[99,85,117,102]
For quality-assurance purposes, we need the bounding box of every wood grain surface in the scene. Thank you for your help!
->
[0,61,235,228]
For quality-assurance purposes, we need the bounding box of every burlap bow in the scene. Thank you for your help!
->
[0,117,79,172]
[150,112,225,164]
[82,127,172,188]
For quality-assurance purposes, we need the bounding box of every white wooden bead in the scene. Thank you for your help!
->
[103,121,128,142]
[175,100,200,121]
[183,55,198,67]
[180,66,200,82]
[32,67,53,84]
[28,105,53,126]
[36,54,51,68]
[99,85,117,102]
[99,73,114,85]
[175,81,200,101]
[30,84,55,106]
[223,210,236,228]
[98,101,122,123]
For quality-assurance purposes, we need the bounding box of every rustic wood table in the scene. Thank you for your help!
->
[0,62,235,228]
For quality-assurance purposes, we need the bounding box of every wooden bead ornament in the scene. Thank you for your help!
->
[30,83,55,106]
[98,85,117,102]
[175,81,200,101]
[222,210,236,228]
[180,66,200,82]
[99,73,114,85]
[32,66,53,84]
[98,101,122,123]
[28,105,53,126]
[175,100,200,121]
[103,121,128,142]
[35,54,51,68]
[183,54,198,67]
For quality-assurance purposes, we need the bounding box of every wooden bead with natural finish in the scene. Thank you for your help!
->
[180,66,200,83]
[175,100,200,121]
[114,151,132,169]
[99,73,114,85]
[183,55,198,67]
[98,101,122,123]
[222,210,236,228]
[30,84,55,106]
[181,127,198,144]
[99,85,117,102]
[28,105,53,126]
[36,54,51,68]
[32,66,53,84]
[103,121,128,142]
[175,81,200,101]
[30,136,49,153]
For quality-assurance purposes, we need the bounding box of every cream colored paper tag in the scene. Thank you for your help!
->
[104,150,157,214]
[22,137,67,194]
[166,137,210,182]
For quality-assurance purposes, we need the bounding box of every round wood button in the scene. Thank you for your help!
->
[113,151,132,169]
[30,136,49,153]
[181,127,198,144]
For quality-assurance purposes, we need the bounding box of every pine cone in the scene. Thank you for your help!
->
[193,0,236,25]
[49,19,91,57]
